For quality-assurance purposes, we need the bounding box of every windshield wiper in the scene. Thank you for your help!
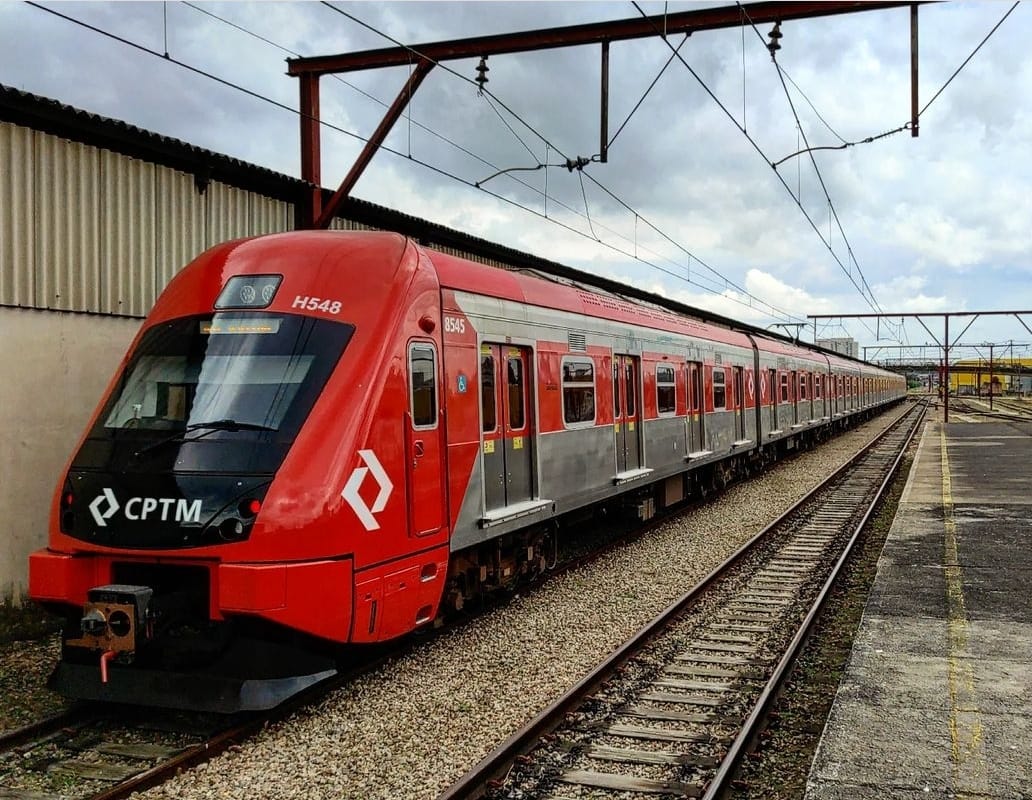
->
[133,419,276,458]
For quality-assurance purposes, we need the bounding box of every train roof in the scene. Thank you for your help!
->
[3,85,889,374]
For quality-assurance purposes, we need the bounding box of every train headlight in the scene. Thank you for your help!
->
[60,479,76,533]
[214,275,282,310]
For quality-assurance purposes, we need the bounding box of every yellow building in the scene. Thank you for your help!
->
[948,357,1032,395]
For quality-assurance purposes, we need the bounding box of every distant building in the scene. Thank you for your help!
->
[817,337,860,359]
[948,358,1032,396]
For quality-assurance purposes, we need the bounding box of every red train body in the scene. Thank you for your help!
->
[29,231,905,710]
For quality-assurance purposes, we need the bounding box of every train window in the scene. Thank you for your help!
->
[562,358,595,425]
[656,365,676,415]
[613,362,621,417]
[815,375,822,399]
[624,362,636,417]
[780,373,789,403]
[713,368,726,410]
[799,373,808,400]
[409,343,437,428]
[507,357,525,430]
[94,313,355,477]
[481,353,496,433]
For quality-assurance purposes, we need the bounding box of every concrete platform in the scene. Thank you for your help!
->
[805,420,1032,800]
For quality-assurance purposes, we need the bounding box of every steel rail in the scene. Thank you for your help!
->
[0,705,94,753]
[702,400,927,798]
[436,400,921,800]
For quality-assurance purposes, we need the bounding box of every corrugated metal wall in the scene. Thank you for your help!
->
[1,119,520,321]
[1,121,293,318]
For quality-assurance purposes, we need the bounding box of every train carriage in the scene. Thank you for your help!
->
[28,231,905,711]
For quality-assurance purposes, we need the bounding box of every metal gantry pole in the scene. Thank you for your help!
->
[944,315,950,423]
[989,343,994,411]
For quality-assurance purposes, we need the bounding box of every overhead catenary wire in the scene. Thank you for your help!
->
[738,5,883,318]
[28,0,806,324]
[743,3,1020,345]
[317,1,806,322]
[630,1,888,341]
[920,1,1019,117]
[604,32,690,153]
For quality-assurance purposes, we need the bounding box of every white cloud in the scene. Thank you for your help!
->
[3,0,1031,350]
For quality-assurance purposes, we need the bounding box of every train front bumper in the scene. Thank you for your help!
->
[29,549,354,642]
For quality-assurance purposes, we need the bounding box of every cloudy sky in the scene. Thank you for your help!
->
[2,0,1030,359]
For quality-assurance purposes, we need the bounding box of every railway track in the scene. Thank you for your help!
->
[0,705,228,800]
[439,400,927,800]
[0,404,915,800]
[950,395,1032,423]
[0,640,405,800]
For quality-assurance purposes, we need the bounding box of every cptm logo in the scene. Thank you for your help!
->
[88,488,202,528]
[341,449,394,531]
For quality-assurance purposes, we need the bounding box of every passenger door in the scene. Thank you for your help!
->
[613,355,641,473]
[407,342,444,536]
[768,368,778,431]
[480,344,534,510]
[733,366,746,441]
[687,361,705,453]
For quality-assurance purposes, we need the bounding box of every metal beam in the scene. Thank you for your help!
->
[808,310,1032,319]
[910,3,919,136]
[313,59,435,229]
[294,0,922,227]
[288,1,915,76]
[299,73,322,223]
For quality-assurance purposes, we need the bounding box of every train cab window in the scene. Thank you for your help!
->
[409,343,437,428]
[562,358,595,425]
[656,365,676,415]
[713,368,726,410]
[507,357,525,430]
[481,353,496,432]
[780,373,789,403]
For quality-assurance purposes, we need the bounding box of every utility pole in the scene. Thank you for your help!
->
[989,342,994,411]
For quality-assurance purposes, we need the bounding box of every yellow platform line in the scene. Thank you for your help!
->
[941,426,989,797]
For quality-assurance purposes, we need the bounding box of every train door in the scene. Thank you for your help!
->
[791,370,799,425]
[480,344,535,511]
[768,369,778,431]
[407,342,444,535]
[733,366,746,440]
[688,361,705,453]
[613,355,641,473]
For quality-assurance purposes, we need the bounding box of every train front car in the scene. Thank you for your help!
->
[28,231,451,712]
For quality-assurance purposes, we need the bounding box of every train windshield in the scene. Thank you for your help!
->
[81,312,353,473]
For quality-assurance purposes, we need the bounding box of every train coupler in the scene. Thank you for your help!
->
[65,584,154,669]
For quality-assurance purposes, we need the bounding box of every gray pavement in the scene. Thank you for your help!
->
[804,420,1032,800]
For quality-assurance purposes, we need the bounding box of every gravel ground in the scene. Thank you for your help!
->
[129,404,911,800]
[0,408,910,794]
[0,633,68,733]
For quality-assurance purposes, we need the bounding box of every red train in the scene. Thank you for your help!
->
[29,231,905,711]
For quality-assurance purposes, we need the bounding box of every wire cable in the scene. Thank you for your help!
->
[29,0,806,324]
[605,33,689,153]
[318,1,805,321]
[630,1,886,335]
[738,5,882,317]
[920,1,1019,117]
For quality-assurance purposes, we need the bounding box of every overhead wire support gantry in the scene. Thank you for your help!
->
[287,0,917,230]
[808,310,1032,422]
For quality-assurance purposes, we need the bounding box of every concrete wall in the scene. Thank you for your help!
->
[0,307,140,604]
